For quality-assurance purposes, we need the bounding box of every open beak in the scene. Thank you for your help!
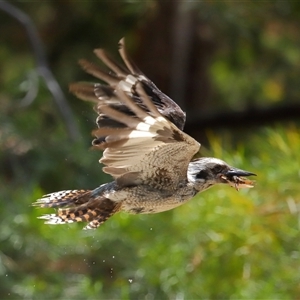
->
[221,168,256,190]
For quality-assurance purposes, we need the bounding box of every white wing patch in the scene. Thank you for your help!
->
[94,86,200,187]
[71,38,200,188]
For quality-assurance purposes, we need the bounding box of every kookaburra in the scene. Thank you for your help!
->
[34,38,255,229]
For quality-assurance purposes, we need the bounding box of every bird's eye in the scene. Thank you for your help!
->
[213,165,223,173]
[196,170,208,180]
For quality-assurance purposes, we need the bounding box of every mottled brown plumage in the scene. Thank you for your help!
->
[34,39,255,229]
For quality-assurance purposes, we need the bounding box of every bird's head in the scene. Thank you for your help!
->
[188,157,256,192]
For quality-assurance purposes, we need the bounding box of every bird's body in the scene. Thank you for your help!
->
[119,183,196,214]
[34,38,255,229]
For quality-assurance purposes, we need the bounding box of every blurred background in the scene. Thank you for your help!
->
[1,1,300,299]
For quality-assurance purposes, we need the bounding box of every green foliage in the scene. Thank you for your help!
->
[1,121,300,299]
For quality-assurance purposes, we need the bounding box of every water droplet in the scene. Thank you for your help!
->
[112,255,115,259]
[150,228,152,230]
[102,260,105,263]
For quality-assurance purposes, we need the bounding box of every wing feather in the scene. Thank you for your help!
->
[118,38,142,75]
[69,38,186,130]
[93,49,128,77]
[78,59,120,86]
[96,85,200,188]
[69,82,99,103]
[70,39,197,188]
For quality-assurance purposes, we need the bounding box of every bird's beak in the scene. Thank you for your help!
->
[221,168,256,190]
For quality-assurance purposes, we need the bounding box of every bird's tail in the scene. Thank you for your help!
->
[33,189,120,229]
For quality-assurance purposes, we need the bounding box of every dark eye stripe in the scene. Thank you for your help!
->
[196,170,208,180]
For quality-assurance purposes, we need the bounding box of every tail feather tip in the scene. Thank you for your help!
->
[38,214,74,225]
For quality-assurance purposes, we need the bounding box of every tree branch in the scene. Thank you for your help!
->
[0,1,80,141]
[185,102,300,137]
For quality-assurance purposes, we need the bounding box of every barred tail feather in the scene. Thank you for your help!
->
[36,193,120,230]
[38,206,105,229]
[33,190,92,208]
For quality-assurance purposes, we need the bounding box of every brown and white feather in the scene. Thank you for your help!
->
[93,85,200,189]
[69,38,186,131]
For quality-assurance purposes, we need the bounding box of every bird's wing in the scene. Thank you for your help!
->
[92,83,200,189]
[69,38,186,131]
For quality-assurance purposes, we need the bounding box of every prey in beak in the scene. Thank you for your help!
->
[220,168,256,191]
[187,157,256,193]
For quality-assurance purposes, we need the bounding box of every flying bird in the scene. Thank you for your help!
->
[34,38,255,229]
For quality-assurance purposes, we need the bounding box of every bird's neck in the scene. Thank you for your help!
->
[188,180,214,194]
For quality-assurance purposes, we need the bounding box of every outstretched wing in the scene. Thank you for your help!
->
[92,83,200,189]
[69,38,186,131]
